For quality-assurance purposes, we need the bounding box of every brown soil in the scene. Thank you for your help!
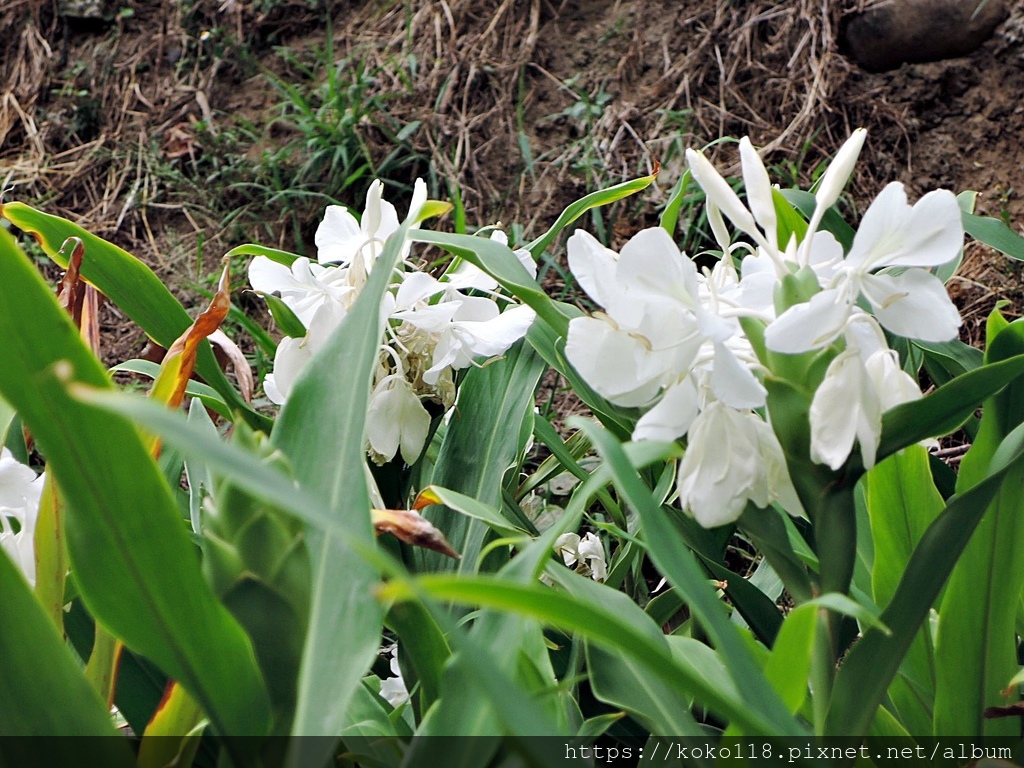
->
[2,0,1023,362]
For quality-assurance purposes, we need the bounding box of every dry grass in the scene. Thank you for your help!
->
[1,0,1020,299]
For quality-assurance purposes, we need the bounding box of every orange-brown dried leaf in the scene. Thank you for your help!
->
[80,285,102,357]
[150,263,231,410]
[412,488,443,511]
[371,507,459,559]
[55,237,86,327]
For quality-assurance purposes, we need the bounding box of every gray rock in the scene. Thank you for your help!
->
[841,0,1008,72]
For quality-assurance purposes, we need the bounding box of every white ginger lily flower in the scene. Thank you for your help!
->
[366,375,431,465]
[393,295,535,385]
[247,257,354,328]
[315,179,400,269]
[677,402,801,528]
[555,532,607,582]
[262,301,346,404]
[378,645,410,709]
[564,228,704,409]
[765,181,963,354]
[565,227,767,443]
[0,448,45,586]
[809,315,927,470]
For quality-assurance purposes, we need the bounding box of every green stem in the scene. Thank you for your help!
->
[811,611,834,735]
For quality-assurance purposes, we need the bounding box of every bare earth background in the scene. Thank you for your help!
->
[2,0,1023,364]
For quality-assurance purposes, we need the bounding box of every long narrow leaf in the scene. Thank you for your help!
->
[272,200,417,757]
[380,573,781,736]
[827,419,1024,736]
[0,227,271,747]
[577,420,806,736]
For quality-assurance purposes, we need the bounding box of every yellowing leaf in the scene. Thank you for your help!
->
[150,263,232,411]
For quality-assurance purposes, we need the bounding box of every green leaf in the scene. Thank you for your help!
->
[778,188,856,252]
[576,420,807,735]
[72,389,339,534]
[963,210,1024,261]
[262,292,308,338]
[526,169,659,259]
[0,551,131,752]
[270,206,417,753]
[385,600,451,712]
[418,486,529,539]
[914,339,984,381]
[0,202,267,431]
[763,604,816,715]
[826,419,1024,736]
[805,593,889,636]
[772,188,808,251]
[586,642,705,736]
[865,446,944,736]
[934,318,1024,736]
[225,242,301,267]
[421,341,545,572]
[0,227,272,747]
[380,572,778,736]
[659,169,691,237]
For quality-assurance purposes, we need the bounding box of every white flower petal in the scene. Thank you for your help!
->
[859,270,961,342]
[248,256,296,295]
[631,378,699,442]
[577,533,607,582]
[566,230,621,310]
[764,288,852,354]
[564,317,665,407]
[865,349,923,412]
[845,183,962,271]
[263,337,310,404]
[451,304,535,359]
[616,227,700,318]
[394,271,443,311]
[514,248,538,280]
[711,342,766,410]
[809,350,882,470]
[366,379,431,465]
[315,205,364,265]
[686,148,763,243]
[814,128,867,213]
[739,137,777,246]
[677,404,759,528]
[555,532,581,566]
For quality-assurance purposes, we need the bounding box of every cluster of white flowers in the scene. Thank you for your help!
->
[566,130,963,528]
[0,448,45,586]
[249,180,536,465]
